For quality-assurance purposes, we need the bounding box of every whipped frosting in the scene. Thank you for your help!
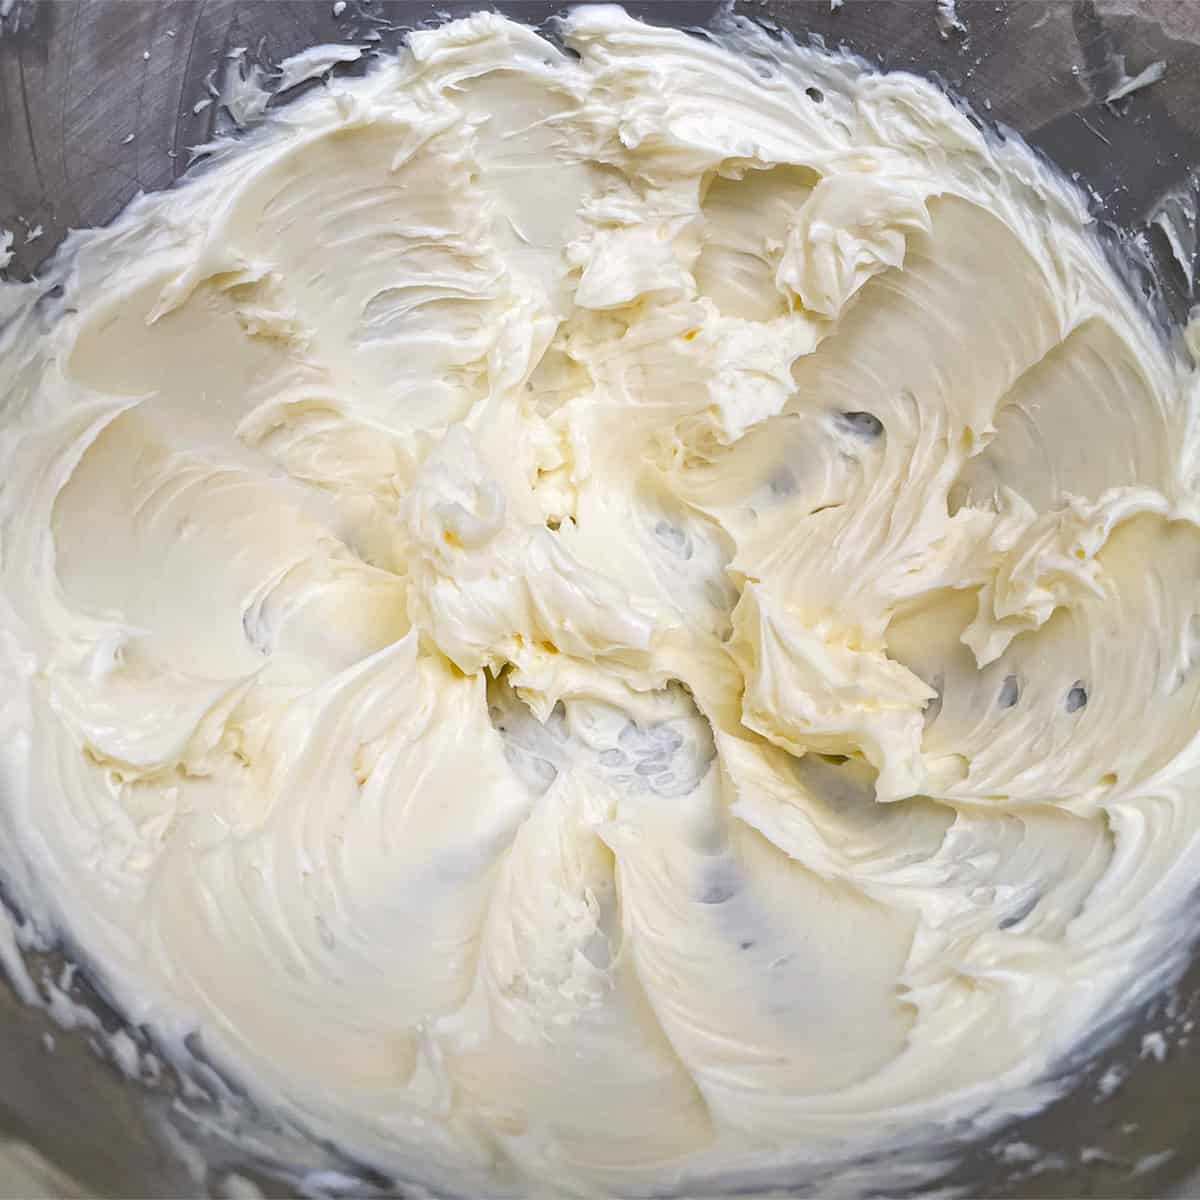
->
[1,7,1199,1196]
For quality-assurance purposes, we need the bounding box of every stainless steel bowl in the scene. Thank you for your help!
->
[3,2,1200,1196]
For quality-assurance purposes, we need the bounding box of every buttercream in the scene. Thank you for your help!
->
[1,8,1198,1197]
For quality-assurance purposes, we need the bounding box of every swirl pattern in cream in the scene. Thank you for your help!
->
[1,8,1199,1197]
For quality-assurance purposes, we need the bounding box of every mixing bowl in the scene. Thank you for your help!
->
[2,2,1200,1196]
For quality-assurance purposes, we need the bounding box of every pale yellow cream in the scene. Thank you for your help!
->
[1,7,1198,1197]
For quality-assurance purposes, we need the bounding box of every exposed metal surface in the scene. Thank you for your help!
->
[2,2,1200,1197]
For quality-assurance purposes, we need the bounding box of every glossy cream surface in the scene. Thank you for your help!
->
[1,7,1199,1196]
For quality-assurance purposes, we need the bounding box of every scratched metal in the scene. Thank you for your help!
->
[2,2,1200,1198]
